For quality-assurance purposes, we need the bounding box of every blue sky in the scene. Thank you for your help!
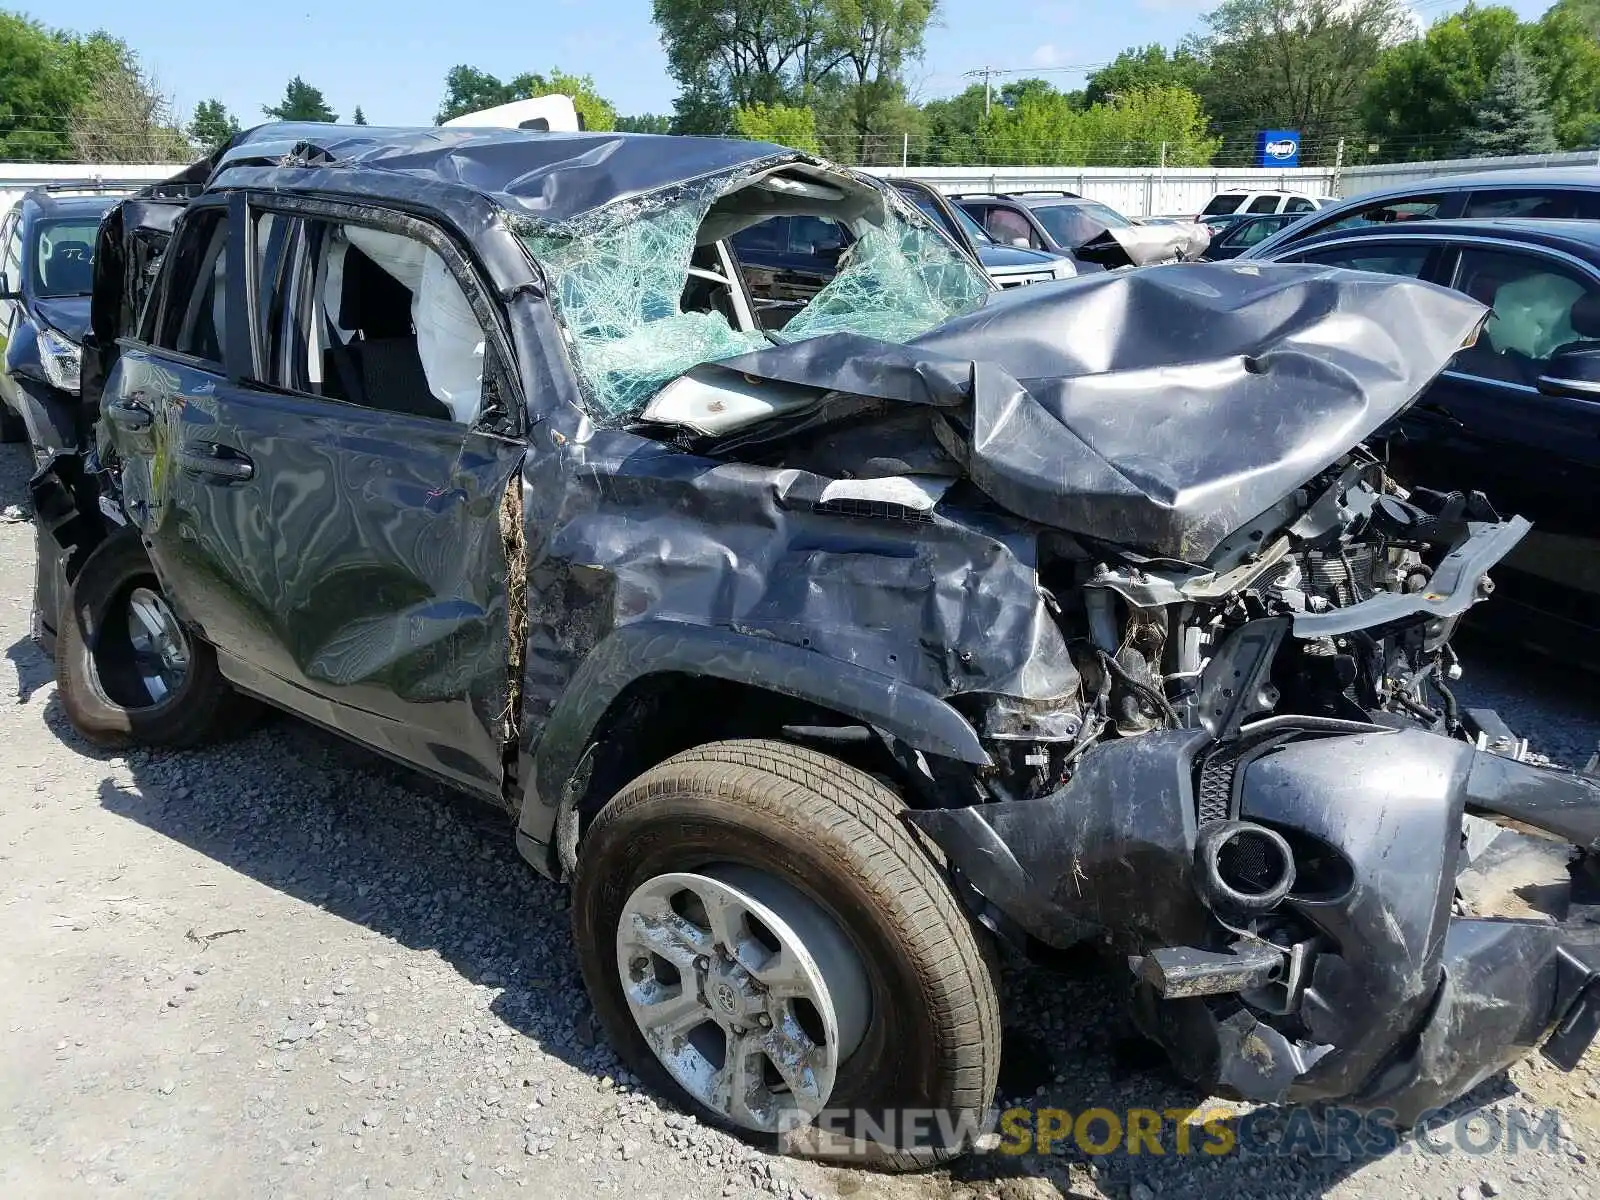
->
[46,0,1559,128]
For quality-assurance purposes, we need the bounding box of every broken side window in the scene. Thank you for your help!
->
[515,167,987,421]
[247,213,486,424]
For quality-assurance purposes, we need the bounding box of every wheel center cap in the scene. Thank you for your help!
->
[709,980,741,1016]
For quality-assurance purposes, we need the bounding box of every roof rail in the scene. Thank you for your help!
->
[38,181,146,195]
[1012,189,1082,198]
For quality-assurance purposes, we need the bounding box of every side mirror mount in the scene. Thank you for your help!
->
[1536,343,1600,399]
[0,271,17,301]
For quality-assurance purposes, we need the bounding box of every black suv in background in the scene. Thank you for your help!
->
[886,179,1080,287]
[0,187,123,448]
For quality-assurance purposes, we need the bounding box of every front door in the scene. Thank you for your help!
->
[105,194,526,798]
[1397,245,1600,650]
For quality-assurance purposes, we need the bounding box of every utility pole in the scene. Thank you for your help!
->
[964,67,998,117]
[1333,137,1345,197]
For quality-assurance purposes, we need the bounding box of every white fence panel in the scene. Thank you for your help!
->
[867,165,1339,216]
[0,163,182,218]
[1337,149,1600,198]
[869,151,1600,213]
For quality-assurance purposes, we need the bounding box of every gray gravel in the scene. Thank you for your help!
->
[0,438,1596,1200]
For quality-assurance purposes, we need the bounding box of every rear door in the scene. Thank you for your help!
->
[106,193,527,798]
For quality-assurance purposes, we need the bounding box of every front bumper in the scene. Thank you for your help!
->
[908,726,1600,1124]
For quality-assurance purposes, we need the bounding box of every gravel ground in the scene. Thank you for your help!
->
[1,437,1597,1200]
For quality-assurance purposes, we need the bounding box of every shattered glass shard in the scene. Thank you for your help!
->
[782,222,988,345]
[516,172,987,421]
[517,179,768,419]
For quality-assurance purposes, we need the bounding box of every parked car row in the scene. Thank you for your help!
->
[7,130,1600,1172]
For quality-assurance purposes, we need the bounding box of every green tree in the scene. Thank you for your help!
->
[434,65,504,120]
[670,79,735,134]
[652,0,847,123]
[999,78,1063,110]
[733,102,821,151]
[0,14,93,161]
[979,86,1219,167]
[67,35,191,163]
[1462,40,1558,155]
[1549,0,1600,38]
[1198,0,1414,164]
[1529,2,1600,147]
[917,84,990,164]
[188,98,241,151]
[917,79,1091,165]
[264,76,337,122]
[352,105,368,125]
[1086,44,1210,108]
[824,0,935,144]
[616,113,673,133]
[434,67,616,130]
[1361,5,1521,161]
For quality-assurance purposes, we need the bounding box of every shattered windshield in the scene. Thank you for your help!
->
[516,169,988,420]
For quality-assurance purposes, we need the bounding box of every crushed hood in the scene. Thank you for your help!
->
[687,262,1487,561]
[1080,222,1208,267]
[34,296,91,345]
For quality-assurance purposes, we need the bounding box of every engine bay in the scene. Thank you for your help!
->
[976,454,1530,803]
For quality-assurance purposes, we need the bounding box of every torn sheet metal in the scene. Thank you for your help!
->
[1078,221,1206,268]
[696,264,1486,560]
[513,424,1084,756]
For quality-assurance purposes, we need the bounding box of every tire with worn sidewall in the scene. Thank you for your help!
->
[572,739,1000,1171]
[55,531,253,747]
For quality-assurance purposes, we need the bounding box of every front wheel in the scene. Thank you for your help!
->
[54,532,256,747]
[571,739,1000,1170]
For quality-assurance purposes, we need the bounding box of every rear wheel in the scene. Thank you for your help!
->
[572,739,1000,1170]
[55,532,256,746]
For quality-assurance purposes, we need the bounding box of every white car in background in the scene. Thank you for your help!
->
[1197,190,1338,220]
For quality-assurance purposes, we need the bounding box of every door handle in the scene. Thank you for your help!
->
[106,398,153,431]
[178,442,254,482]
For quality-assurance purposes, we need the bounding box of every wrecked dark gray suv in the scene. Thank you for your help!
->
[30,124,1600,1168]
